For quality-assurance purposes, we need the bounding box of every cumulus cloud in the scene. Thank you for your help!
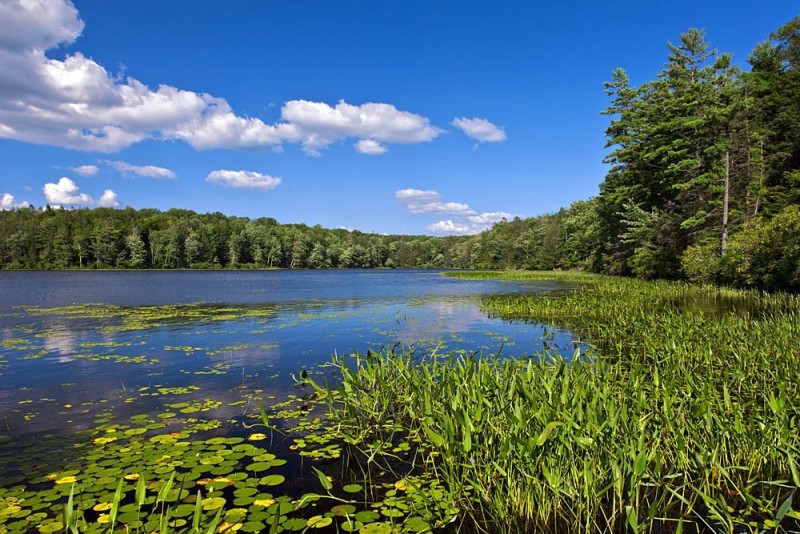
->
[0,193,30,210]
[43,177,93,205]
[0,0,441,155]
[42,177,118,207]
[451,117,507,143]
[394,188,475,216]
[0,0,83,53]
[467,211,515,226]
[70,164,99,177]
[282,100,440,156]
[206,170,282,191]
[97,189,119,207]
[426,220,471,234]
[396,188,515,235]
[104,160,176,179]
[355,139,387,155]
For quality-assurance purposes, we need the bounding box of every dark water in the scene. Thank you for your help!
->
[0,270,581,436]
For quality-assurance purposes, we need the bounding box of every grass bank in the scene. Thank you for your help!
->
[316,271,800,532]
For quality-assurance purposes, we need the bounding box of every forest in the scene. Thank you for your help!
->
[1,17,798,291]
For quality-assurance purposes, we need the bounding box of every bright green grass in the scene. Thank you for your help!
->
[315,271,800,532]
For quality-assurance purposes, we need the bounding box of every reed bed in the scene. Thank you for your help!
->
[316,272,800,532]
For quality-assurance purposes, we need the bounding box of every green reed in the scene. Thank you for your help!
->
[315,272,800,532]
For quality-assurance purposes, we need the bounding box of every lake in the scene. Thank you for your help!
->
[0,270,584,532]
[0,269,581,437]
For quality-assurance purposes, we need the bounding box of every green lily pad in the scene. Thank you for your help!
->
[331,504,357,516]
[282,517,308,531]
[241,521,266,532]
[361,523,394,534]
[173,504,196,517]
[246,462,271,472]
[259,474,285,486]
[355,510,380,523]
[341,519,363,532]
[405,517,432,532]
[202,496,226,511]
[306,516,332,529]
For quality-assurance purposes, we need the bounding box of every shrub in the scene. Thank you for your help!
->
[681,243,721,284]
[721,206,800,291]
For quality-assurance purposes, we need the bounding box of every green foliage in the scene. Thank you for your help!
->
[681,243,721,284]
[0,207,468,270]
[597,18,800,288]
[720,206,800,291]
[321,271,800,532]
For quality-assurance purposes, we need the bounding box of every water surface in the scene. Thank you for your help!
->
[0,270,581,436]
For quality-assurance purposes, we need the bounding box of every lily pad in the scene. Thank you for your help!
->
[307,516,332,529]
[360,523,394,534]
[259,474,285,486]
[201,496,226,511]
[331,504,357,516]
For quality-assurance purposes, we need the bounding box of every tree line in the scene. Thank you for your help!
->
[0,207,477,270]
[471,17,800,291]
[1,18,798,290]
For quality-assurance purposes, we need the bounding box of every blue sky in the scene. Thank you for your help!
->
[1,1,797,235]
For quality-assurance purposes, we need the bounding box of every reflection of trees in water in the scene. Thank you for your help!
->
[2,286,582,438]
[391,299,489,345]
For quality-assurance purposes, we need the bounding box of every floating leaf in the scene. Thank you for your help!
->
[355,510,380,523]
[360,523,393,534]
[341,519,363,532]
[331,504,357,516]
[282,517,308,530]
[259,474,284,486]
[307,516,332,529]
[202,496,226,511]
[405,516,431,532]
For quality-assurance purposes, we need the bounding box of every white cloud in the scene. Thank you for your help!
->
[281,100,440,156]
[0,193,30,210]
[97,189,119,207]
[42,176,119,207]
[0,0,442,155]
[467,211,515,226]
[0,0,83,53]
[104,160,176,179]
[206,170,282,191]
[355,139,387,155]
[451,117,507,143]
[395,188,475,217]
[395,188,439,202]
[43,177,93,206]
[70,164,99,177]
[426,220,472,234]
[396,188,516,235]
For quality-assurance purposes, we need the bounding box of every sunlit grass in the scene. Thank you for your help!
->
[316,271,800,532]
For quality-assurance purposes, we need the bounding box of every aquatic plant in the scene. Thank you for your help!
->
[315,272,800,532]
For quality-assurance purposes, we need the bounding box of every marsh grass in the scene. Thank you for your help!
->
[315,272,800,532]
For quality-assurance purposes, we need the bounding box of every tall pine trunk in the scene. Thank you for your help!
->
[722,150,730,254]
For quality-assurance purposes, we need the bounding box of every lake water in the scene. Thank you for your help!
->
[0,270,588,531]
[0,270,580,437]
